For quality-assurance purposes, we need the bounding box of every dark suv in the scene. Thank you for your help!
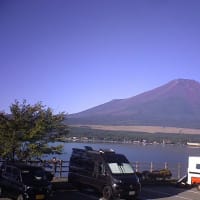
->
[0,162,52,200]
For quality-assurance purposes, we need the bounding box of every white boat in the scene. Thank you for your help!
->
[187,142,200,147]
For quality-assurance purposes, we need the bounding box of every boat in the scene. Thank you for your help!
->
[187,142,200,147]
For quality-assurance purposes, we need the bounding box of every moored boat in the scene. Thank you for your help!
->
[187,142,200,147]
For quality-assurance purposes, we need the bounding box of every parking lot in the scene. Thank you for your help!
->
[140,185,200,200]
[49,185,200,200]
[1,184,200,200]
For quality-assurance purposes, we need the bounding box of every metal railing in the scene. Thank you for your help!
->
[0,160,187,179]
[132,161,187,179]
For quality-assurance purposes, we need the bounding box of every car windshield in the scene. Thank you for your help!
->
[108,163,134,174]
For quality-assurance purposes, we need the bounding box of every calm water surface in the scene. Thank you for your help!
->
[46,142,200,177]
[50,142,200,164]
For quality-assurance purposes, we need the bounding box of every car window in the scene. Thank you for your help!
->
[1,164,6,174]
[5,166,12,177]
[1,166,13,180]
[12,168,21,182]
[6,166,12,174]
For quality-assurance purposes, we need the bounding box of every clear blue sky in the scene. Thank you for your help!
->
[1,0,200,114]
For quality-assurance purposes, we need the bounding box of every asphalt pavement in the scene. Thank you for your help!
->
[50,184,200,200]
[1,183,200,200]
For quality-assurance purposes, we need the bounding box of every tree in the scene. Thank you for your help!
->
[0,100,68,160]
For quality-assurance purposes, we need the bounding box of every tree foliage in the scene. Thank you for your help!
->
[0,100,68,160]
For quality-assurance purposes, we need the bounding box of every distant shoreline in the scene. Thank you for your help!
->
[59,137,176,145]
[67,125,200,144]
[70,124,200,135]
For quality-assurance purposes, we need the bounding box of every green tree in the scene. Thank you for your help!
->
[0,100,68,160]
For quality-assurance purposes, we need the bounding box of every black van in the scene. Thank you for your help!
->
[68,146,141,200]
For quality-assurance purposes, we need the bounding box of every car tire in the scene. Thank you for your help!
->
[197,184,200,191]
[0,186,3,197]
[16,194,24,200]
[102,186,113,200]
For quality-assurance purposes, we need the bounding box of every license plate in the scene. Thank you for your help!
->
[129,191,135,195]
[36,194,45,200]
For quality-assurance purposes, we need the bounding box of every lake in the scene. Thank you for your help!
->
[47,142,200,178]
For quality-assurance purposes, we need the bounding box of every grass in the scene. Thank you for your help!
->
[71,124,200,135]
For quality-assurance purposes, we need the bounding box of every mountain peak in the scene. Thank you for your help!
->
[169,78,199,85]
[69,79,200,128]
[164,79,200,96]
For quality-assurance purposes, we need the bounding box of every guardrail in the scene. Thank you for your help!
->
[132,161,187,179]
[0,160,187,179]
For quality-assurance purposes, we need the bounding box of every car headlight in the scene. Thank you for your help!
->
[112,179,122,189]
[24,185,31,191]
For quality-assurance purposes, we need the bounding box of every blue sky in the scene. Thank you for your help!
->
[1,0,200,114]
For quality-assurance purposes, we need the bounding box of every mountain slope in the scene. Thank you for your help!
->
[69,79,200,128]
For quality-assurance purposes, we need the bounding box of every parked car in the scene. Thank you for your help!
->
[0,161,52,200]
[68,146,141,200]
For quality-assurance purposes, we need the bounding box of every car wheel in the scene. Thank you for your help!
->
[197,184,200,191]
[16,194,24,200]
[102,186,113,200]
[0,186,3,197]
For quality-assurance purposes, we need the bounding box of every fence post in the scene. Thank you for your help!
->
[135,161,139,172]
[177,163,181,179]
[165,162,168,169]
[150,162,153,172]
[59,160,63,178]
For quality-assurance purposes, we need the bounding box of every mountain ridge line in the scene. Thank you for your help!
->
[69,79,200,129]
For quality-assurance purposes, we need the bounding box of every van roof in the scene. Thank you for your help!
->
[72,146,129,163]
[72,146,115,154]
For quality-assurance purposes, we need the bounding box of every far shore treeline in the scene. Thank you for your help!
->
[65,126,200,144]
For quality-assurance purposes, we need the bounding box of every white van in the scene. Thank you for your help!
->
[187,156,200,190]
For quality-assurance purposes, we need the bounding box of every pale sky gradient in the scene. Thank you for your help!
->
[1,0,200,114]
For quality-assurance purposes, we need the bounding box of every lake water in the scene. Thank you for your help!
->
[47,142,200,178]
